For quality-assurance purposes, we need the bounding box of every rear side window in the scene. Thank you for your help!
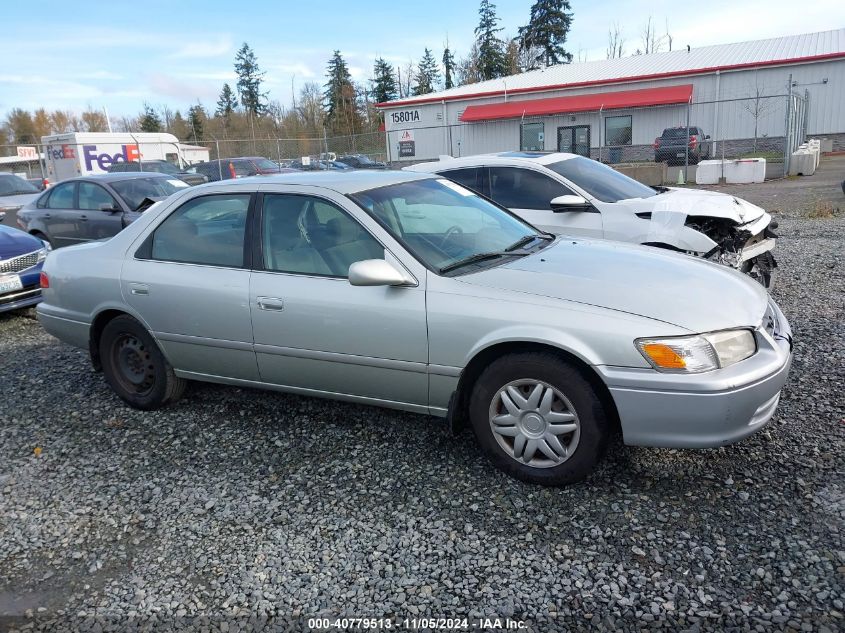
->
[149,194,250,267]
[488,167,573,210]
[440,168,483,195]
[78,182,118,210]
[45,182,75,209]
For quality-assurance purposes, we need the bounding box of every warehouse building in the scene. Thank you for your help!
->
[378,28,845,167]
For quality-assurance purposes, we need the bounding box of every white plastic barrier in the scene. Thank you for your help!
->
[725,158,766,184]
[695,159,725,185]
[789,149,816,176]
[807,139,821,167]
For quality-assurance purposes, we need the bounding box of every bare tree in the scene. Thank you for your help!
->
[606,22,625,59]
[640,16,666,54]
[665,19,673,51]
[741,77,775,152]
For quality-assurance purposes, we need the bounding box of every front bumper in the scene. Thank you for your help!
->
[598,303,793,448]
[0,285,41,313]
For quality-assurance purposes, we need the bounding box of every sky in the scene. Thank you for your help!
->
[1,0,843,118]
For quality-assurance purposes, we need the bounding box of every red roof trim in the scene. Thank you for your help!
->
[375,51,845,108]
[459,84,693,122]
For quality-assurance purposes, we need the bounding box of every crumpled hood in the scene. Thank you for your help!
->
[465,238,770,333]
[0,225,42,258]
[619,188,767,225]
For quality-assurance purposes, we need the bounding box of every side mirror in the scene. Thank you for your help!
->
[348,259,412,287]
[99,203,120,213]
[550,194,589,212]
[705,134,711,140]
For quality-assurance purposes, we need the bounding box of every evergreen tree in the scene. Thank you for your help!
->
[169,110,190,140]
[323,50,362,134]
[216,83,237,118]
[370,57,398,104]
[234,43,267,115]
[413,48,440,96]
[138,104,162,133]
[442,46,456,89]
[475,0,507,80]
[518,0,574,68]
[187,104,206,142]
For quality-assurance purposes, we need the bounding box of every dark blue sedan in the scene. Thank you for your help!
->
[0,225,48,313]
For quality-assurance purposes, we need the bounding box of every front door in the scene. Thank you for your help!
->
[557,125,591,157]
[249,190,429,408]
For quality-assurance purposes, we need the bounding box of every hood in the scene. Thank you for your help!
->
[465,238,769,333]
[0,224,43,258]
[620,188,767,225]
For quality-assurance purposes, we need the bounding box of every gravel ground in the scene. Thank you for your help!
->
[1,173,843,632]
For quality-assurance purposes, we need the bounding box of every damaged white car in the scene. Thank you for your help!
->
[405,152,778,287]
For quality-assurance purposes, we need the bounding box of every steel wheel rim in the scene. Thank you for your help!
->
[488,379,580,469]
[111,333,155,396]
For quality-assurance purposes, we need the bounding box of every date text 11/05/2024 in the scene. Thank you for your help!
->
[307,617,528,630]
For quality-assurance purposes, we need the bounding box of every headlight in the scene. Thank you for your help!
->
[636,329,756,373]
[37,244,50,263]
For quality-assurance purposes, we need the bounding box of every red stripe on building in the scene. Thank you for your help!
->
[458,84,693,122]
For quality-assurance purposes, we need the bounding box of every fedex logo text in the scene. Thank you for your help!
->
[82,144,140,171]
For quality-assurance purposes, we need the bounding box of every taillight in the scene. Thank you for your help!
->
[653,138,660,149]
[39,272,49,288]
[689,134,698,149]
[228,162,237,178]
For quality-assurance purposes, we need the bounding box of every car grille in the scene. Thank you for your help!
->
[0,250,40,274]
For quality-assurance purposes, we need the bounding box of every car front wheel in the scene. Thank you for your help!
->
[469,352,611,486]
[99,315,186,410]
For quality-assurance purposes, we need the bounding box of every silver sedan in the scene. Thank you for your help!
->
[36,171,793,485]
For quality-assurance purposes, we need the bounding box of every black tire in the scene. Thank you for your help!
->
[31,231,53,249]
[741,252,776,289]
[468,352,610,486]
[99,315,186,410]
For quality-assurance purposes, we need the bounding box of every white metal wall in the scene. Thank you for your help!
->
[383,59,845,162]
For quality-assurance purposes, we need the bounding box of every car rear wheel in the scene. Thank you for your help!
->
[31,231,53,249]
[99,315,186,410]
[469,352,610,486]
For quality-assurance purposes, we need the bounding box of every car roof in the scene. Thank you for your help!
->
[405,151,580,172]
[61,173,173,183]
[202,169,434,194]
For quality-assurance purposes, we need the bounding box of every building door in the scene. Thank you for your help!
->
[557,125,591,157]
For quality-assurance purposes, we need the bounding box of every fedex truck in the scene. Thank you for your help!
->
[40,132,195,183]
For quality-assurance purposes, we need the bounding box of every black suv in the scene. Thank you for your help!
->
[653,127,711,165]
[107,160,209,186]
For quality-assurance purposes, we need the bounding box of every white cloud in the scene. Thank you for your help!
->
[146,72,219,101]
[169,36,233,59]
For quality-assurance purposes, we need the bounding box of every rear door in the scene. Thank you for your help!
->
[40,181,80,247]
[122,188,258,380]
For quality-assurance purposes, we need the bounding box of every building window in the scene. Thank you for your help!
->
[520,122,545,151]
[605,115,632,146]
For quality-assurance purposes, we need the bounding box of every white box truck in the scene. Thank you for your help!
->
[40,132,197,183]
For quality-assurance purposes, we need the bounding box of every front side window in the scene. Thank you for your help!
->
[440,168,482,195]
[78,182,118,210]
[489,167,573,210]
[46,182,75,209]
[350,178,542,273]
[150,194,249,267]
[547,156,657,203]
[111,177,189,211]
[262,194,383,277]
[253,158,279,171]
[605,115,632,146]
[520,122,545,151]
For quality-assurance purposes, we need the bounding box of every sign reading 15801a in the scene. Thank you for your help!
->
[390,110,421,124]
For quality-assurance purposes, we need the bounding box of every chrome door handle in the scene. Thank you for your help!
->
[129,283,149,296]
[257,297,284,311]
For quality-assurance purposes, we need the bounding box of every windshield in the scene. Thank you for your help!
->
[547,156,657,203]
[0,175,39,195]
[111,177,188,210]
[145,161,179,174]
[254,158,280,171]
[350,178,543,274]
